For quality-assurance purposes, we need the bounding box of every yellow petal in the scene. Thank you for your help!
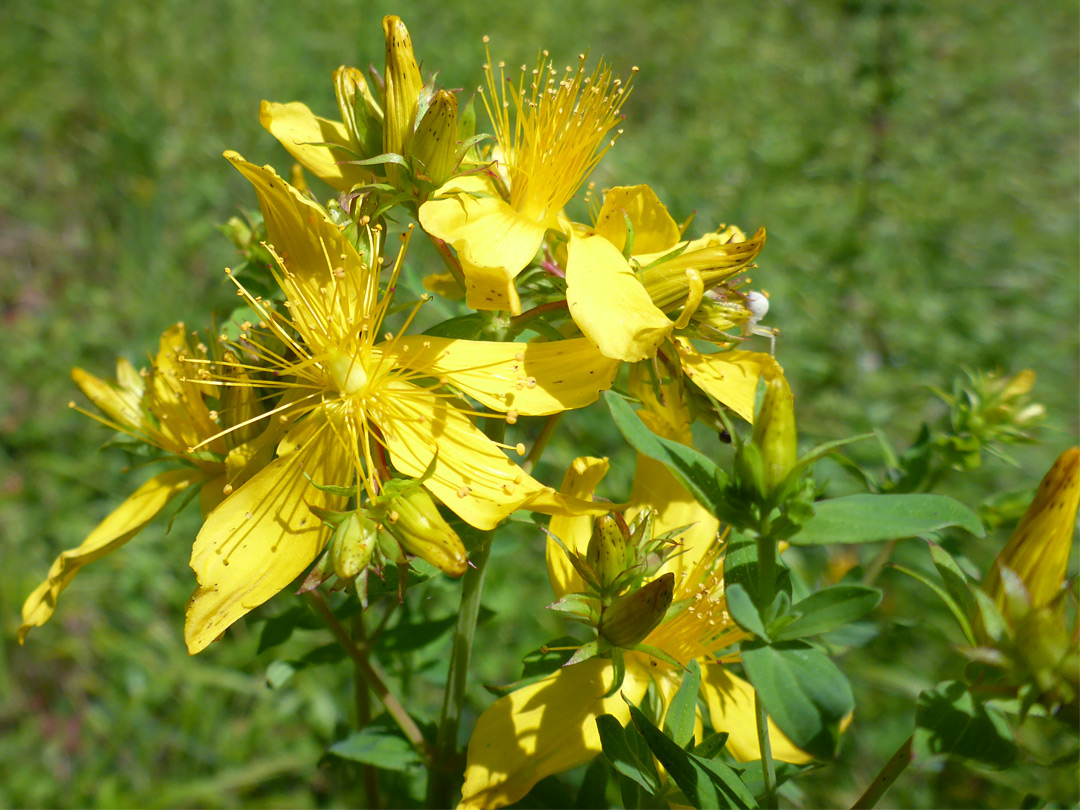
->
[547,456,611,597]
[699,665,811,764]
[19,467,205,643]
[185,415,349,654]
[379,336,619,416]
[565,230,674,362]
[422,271,465,301]
[259,100,370,191]
[226,152,363,347]
[984,446,1080,609]
[379,382,605,531]
[71,366,142,430]
[459,658,650,810]
[419,176,547,315]
[674,338,780,423]
[594,184,681,255]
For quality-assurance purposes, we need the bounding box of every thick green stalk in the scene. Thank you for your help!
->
[425,529,492,807]
[426,416,505,807]
[755,526,778,809]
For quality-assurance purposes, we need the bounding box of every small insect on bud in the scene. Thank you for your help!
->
[751,368,798,500]
[383,485,468,577]
[598,573,675,649]
[586,515,629,594]
[330,512,378,581]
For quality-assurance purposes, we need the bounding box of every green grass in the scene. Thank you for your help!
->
[1,0,1076,807]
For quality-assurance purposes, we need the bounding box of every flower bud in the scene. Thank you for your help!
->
[330,512,378,580]
[382,15,423,178]
[334,66,384,161]
[586,515,628,593]
[383,485,467,577]
[751,368,797,498]
[984,447,1080,611]
[598,572,675,648]
[409,89,459,187]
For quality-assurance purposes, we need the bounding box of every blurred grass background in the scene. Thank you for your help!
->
[1,0,1076,807]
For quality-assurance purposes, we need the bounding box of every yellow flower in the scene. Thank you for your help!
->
[567,184,767,363]
[19,325,269,643]
[419,48,634,314]
[184,153,618,653]
[460,381,808,810]
[983,447,1080,612]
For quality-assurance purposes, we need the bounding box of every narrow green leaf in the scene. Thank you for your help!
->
[914,681,1018,768]
[423,313,485,339]
[694,731,729,759]
[740,641,854,759]
[789,494,985,546]
[891,564,976,645]
[928,543,978,631]
[665,659,702,748]
[328,728,424,771]
[606,391,728,512]
[725,583,769,640]
[770,585,882,642]
[596,714,660,794]
[627,701,756,809]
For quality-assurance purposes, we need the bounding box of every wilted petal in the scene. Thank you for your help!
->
[259,100,370,191]
[459,658,650,810]
[379,382,604,531]
[19,467,206,643]
[700,665,811,764]
[185,415,349,654]
[547,456,611,597]
[674,338,780,423]
[565,230,673,362]
[380,336,619,415]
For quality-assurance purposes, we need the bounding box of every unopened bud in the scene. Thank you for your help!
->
[751,369,797,498]
[384,486,467,577]
[587,515,628,593]
[334,66,384,160]
[984,447,1080,611]
[382,15,423,179]
[409,89,459,187]
[598,573,675,648]
[330,512,377,580]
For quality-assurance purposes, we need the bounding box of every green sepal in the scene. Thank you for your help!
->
[547,592,602,624]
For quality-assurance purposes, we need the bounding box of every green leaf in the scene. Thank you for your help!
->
[891,563,977,645]
[596,714,661,794]
[256,606,321,654]
[378,614,458,653]
[928,543,979,632]
[725,583,769,640]
[694,731,729,759]
[914,681,1018,768]
[606,391,728,511]
[265,660,296,689]
[789,494,985,546]
[770,585,882,642]
[423,313,485,339]
[626,701,756,809]
[664,659,702,748]
[328,728,425,771]
[740,640,854,759]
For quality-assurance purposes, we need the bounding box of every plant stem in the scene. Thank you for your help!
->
[304,591,429,761]
[850,734,913,809]
[522,412,563,475]
[426,415,504,808]
[426,529,493,808]
[352,614,380,809]
[755,691,778,809]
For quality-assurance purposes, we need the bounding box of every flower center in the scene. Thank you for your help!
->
[328,348,370,397]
